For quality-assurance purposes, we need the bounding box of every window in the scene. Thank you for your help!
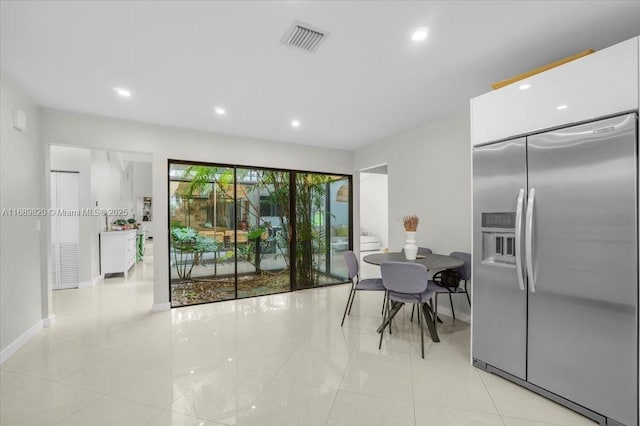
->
[168,160,352,307]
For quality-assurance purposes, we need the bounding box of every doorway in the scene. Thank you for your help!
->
[48,146,154,288]
[359,164,388,279]
[359,165,388,251]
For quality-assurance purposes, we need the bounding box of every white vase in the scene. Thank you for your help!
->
[404,231,418,260]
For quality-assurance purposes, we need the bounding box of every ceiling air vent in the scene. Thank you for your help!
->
[280,20,329,53]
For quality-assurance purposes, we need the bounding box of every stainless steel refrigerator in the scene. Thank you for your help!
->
[472,113,638,426]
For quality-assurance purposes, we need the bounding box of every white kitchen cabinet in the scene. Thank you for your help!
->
[100,230,136,277]
[471,36,639,145]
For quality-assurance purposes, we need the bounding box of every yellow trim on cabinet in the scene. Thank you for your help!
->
[491,49,595,90]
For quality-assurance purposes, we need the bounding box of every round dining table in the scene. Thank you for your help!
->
[362,252,464,270]
[362,252,464,343]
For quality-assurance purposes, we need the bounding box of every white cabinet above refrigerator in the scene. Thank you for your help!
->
[471,36,639,146]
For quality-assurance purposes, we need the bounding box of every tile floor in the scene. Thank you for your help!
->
[0,245,596,425]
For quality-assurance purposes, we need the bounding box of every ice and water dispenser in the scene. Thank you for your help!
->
[481,212,517,265]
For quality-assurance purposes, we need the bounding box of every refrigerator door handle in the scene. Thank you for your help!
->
[525,188,536,293]
[515,188,525,291]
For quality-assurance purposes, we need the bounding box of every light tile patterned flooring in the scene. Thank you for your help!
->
[1,246,595,425]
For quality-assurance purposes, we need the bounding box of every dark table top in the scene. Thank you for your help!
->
[362,252,464,270]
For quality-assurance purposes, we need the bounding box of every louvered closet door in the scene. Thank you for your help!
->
[50,171,80,289]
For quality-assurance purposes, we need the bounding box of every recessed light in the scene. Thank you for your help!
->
[291,120,301,128]
[411,27,429,42]
[214,107,226,115]
[113,87,131,98]
[557,104,568,110]
[519,83,531,90]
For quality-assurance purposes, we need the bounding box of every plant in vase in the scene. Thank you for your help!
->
[402,214,419,260]
[113,219,127,230]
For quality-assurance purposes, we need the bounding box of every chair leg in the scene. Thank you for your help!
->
[388,299,393,335]
[422,301,439,343]
[347,288,358,315]
[380,291,387,315]
[378,304,385,350]
[418,303,425,359]
[341,288,356,327]
[449,292,456,319]
[379,294,390,350]
[465,280,471,306]
[410,304,415,322]
[434,295,438,332]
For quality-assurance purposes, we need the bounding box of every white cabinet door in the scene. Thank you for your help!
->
[100,231,136,277]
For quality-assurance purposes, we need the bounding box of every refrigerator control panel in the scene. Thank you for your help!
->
[482,212,516,228]
[481,212,516,265]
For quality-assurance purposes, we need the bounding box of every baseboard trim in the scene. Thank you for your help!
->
[78,275,102,288]
[435,305,471,323]
[0,319,43,365]
[152,302,171,312]
[43,314,56,328]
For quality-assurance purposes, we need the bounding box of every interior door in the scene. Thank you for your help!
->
[526,114,637,425]
[472,138,528,380]
[50,171,80,289]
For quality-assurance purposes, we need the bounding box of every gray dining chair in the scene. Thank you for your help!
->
[431,251,471,325]
[341,250,386,327]
[379,261,437,358]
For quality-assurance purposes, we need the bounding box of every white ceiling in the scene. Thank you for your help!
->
[2,1,640,150]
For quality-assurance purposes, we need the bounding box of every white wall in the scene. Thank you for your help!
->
[354,112,472,319]
[92,150,127,221]
[133,162,152,198]
[89,149,144,279]
[120,161,134,219]
[40,108,354,310]
[359,172,389,249]
[132,162,153,237]
[0,74,46,359]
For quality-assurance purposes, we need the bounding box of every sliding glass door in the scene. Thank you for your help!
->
[169,160,350,307]
[169,164,236,305]
[294,173,350,289]
[235,168,291,298]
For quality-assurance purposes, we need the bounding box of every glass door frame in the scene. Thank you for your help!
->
[291,172,353,290]
[167,159,352,307]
